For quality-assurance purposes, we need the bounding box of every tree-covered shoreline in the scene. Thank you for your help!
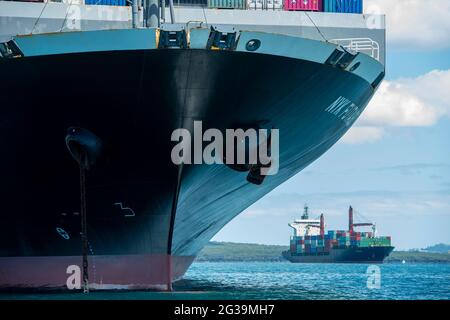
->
[196,242,450,263]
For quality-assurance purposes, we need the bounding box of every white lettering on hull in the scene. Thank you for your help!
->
[325,96,360,126]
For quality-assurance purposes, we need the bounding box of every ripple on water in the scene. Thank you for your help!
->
[1,262,449,300]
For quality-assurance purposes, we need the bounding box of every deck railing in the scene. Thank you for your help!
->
[329,37,380,61]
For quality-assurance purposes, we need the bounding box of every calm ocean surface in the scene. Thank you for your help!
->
[1,262,449,300]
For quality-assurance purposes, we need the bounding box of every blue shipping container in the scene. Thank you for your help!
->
[324,0,363,14]
[85,0,127,5]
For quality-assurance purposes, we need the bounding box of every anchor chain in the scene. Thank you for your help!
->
[65,127,103,294]
[79,151,89,294]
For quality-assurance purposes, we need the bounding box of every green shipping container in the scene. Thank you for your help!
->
[367,237,391,247]
[208,0,246,9]
[358,241,370,247]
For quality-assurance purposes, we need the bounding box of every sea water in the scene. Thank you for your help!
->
[1,262,449,300]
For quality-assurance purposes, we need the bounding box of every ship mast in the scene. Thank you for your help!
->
[320,213,324,236]
[301,204,309,220]
[349,205,354,233]
[132,0,139,28]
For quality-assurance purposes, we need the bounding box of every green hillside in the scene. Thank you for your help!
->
[422,243,450,254]
[196,242,288,262]
[196,242,450,263]
[385,251,450,263]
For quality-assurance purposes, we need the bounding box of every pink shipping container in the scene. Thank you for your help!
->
[284,0,322,11]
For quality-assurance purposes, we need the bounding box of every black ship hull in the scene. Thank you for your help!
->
[0,28,383,289]
[282,246,395,263]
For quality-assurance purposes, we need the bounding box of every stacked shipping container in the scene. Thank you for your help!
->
[290,230,391,255]
[80,0,363,13]
[246,0,264,9]
[84,0,127,5]
[206,0,363,12]
[323,0,363,13]
[284,0,322,12]
[208,0,246,8]
[246,0,283,10]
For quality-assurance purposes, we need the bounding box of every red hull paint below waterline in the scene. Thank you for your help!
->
[0,255,195,290]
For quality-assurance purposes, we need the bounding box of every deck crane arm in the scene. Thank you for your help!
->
[352,223,373,227]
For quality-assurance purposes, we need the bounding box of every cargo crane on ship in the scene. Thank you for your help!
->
[349,206,377,236]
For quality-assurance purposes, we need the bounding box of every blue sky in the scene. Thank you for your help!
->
[213,1,450,250]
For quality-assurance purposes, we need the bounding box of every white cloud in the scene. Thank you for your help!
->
[344,2,450,143]
[341,126,385,144]
[363,69,450,126]
[365,0,450,49]
[342,69,450,144]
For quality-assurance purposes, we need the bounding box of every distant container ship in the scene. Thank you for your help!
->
[283,206,394,263]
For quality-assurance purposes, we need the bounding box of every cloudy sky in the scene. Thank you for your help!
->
[214,0,450,250]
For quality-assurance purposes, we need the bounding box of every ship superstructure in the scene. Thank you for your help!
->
[288,205,321,237]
